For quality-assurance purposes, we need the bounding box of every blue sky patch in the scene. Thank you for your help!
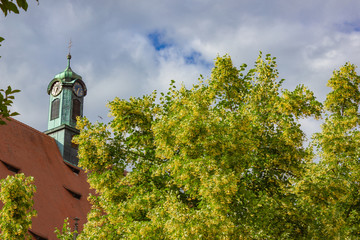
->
[337,21,360,33]
[184,51,213,69]
[185,51,201,64]
[147,31,172,51]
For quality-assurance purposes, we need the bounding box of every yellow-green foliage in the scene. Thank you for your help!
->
[0,173,36,240]
[55,218,77,240]
[295,63,360,238]
[74,53,325,239]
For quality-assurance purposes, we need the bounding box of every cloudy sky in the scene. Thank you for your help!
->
[1,0,360,140]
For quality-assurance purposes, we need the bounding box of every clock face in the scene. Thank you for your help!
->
[51,81,62,96]
[73,82,84,97]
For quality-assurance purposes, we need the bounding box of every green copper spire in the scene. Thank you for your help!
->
[53,54,82,81]
[45,53,87,166]
[67,53,71,68]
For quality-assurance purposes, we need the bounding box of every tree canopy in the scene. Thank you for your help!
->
[294,62,360,238]
[73,53,335,239]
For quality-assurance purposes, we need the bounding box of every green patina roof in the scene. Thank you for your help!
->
[54,54,82,81]
[47,54,87,95]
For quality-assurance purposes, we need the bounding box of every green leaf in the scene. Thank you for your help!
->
[10,112,19,117]
[4,1,20,14]
[16,0,28,11]
[11,89,21,94]
[5,86,12,95]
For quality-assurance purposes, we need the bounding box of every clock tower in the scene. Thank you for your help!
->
[45,54,87,166]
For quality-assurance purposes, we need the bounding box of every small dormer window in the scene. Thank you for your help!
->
[51,98,60,120]
[29,230,48,240]
[1,160,20,173]
[65,162,80,175]
[64,186,82,200]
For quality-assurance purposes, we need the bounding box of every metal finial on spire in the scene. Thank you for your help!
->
[68,39,72,55]
[67,39,72,68]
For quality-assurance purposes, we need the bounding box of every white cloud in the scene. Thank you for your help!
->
[1,0,360,137]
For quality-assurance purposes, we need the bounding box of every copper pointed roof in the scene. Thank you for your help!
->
[47,54,87,96]
[54,54,82,81]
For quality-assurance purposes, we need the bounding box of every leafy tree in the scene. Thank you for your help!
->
[74,53,322,239]
[295,62,360,238]
[0,173,37,240]
[0,86,20,125]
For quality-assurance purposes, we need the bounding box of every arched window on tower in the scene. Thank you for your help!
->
[51,98,60,120]
[72,99,81,121]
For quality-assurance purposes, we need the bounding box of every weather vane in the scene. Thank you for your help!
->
[68,39,72,55]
